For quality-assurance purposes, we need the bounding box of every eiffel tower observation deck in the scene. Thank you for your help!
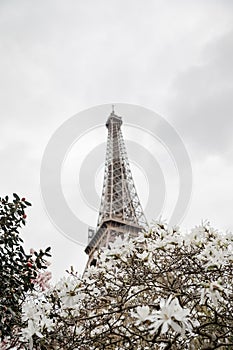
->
[85,107,147,266]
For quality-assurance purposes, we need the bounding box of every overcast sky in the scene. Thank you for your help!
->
[1,0,233,281]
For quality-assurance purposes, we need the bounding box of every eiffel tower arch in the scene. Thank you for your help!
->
[85,108,147,266]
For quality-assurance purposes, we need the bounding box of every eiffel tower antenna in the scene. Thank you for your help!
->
[85,107,147,266]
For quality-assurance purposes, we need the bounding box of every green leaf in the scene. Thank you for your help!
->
[13,193,20,200]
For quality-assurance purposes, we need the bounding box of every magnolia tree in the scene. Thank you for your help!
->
[12,220,233,349]
[0,194,51,349]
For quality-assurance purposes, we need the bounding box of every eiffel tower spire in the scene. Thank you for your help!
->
[85,108,147,266]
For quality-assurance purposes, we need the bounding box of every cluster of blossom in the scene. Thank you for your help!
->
[13,222,233,348]
[131,296,192,335]
[20,292,54,346]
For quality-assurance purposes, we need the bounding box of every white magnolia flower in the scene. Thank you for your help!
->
[152,296,191,335]
[22,301,39,322]
[197,244,231,268]
[185,226,207,246]
[21,319,43,349]
[132,305,152,324]
[21,319,43,338]
[200,280,225,307]
[61,292,80,308]
[85,264,98,276]
[54,276,83,309]
[122,240,135,255]
[134,231,146,243]
[40,315,54,331]
[55,276,79,294]
[136,250,149,260]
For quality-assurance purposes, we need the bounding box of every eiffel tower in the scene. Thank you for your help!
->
[85,107,147,266]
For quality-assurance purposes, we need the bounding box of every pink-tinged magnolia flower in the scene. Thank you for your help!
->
[33,271,52,291]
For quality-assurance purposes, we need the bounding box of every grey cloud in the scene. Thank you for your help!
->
[169,29,233,156]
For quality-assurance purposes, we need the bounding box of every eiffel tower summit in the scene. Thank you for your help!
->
[85,107,147,266]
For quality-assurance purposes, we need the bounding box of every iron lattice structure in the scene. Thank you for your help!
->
[85,110,147,265]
